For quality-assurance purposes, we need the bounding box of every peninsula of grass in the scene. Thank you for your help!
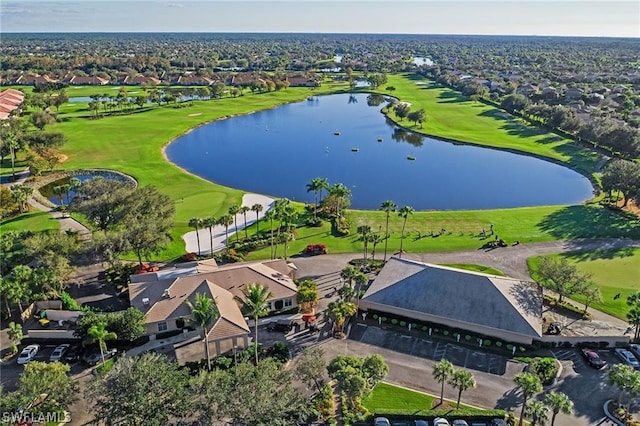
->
[362,382,504,418]
[439,263,505,276]
[0,210,60,235]
[527,248,640,320]
[28,75,638,261]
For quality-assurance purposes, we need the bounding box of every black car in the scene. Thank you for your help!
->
[267,319,294,333]
[62,346,83,363]
[580,348,607,369]
[82,348,117,366]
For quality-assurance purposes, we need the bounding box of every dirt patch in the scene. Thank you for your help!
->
[188,113,202,117]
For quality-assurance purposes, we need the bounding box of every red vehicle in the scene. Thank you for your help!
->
[305,244,327,255]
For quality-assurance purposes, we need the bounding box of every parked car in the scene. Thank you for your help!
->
[414,421,429,426]
[17,344,40,365]
[433,419,450,426]
[63,346,82,363]
[452,421,469,426]
[490,420,508,426]
[375,417,391,426]
[615,348,640,369]
[305,244,327,255]
[629,344,640,360]
[266,319,294,333]
[49,344,71,362]
[82,348,117,366]
[580,348,607,369]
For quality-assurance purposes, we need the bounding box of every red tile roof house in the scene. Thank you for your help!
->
[123,75,161,85]
[68,75,110,85]
[13,74,56,85]
[175,75,215,86]
[0,89,25,120]
[287,76,321,87]
[128,259,298,363]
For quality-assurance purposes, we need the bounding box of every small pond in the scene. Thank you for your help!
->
[40,172,133,205]
[165,93,593,210]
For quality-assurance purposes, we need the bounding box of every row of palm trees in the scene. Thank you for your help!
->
[432,361,573,426]
[188,202,264,255]
[379,200,414,261]
[305,177,351,219]
[185,282,273,369]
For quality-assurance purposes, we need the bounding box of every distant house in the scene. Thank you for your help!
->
[124,75,161,86]
[564,87,584,101]
[68,75,109,86]
[175,75,215,86]
[359,258,543,345]
[540,86,560,101]
[227,73,266,87]
[516,84,538,96]
[287,76,320,87]
[129,259,298,360]
[0,88,25,120]
[13,74,56,85]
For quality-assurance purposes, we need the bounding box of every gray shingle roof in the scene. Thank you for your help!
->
[362,258,542,338]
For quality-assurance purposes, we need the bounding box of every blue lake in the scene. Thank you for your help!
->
[165,93,593,210]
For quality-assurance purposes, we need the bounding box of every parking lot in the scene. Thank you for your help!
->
[349,323,511,376]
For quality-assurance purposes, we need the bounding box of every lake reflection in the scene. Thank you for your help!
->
[165,93,593,210]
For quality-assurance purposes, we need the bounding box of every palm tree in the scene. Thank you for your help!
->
[185,293,218,370]
[306,177,328,219]
[83,323,117,366]
[370,233,383,262]
[188,217,203,255]
[240,205,251,239]
[202,216,216,255]
[449,369,476,409]
[273,198,291,258]
[5,132,19,180]
[380,200,397,262]
[7,322,23,353]
[398,205,414,258]
[264,209,276,259]
[281,205,299,261]
[432,359,454,404]
[242,283,272,364]
[328,183,351,217]
[513,372,543,426]
[228,204,241,242]
[53,185,65,207]
[251,203,264,234]
[328,301,357,335]
[217,214,234,252]
[525,400,549,426]
[357,225,371,264]
[544,392,573,426]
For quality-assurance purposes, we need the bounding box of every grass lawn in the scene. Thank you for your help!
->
[0,210,60,234]
[527,248,640,320]
[440,264,505,276]
[16,74,638,262]
[374,75,599,177]
[362,382,501,417]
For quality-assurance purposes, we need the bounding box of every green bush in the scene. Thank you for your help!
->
[465,335,472,341]
[391,319,398,325]
[506,344,514,351]
[519,347,526,353]
[399,321,406,327]
[60,291,81,311]
[529,357,558,384]
[421,326,428,332]
[483,340,491,346]
[495,341,503,347]
[372,314,378,320]
[443,330,449,336]
[380,317,387,323]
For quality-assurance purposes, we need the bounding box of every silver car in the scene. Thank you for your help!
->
[49,344,70,362]
[615,348,640,369]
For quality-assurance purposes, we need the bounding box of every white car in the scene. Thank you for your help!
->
[615,348,640,369]
[17,344,40,365]
[49,344,70,362]
[375,417,391,426]
[434,418,451,426]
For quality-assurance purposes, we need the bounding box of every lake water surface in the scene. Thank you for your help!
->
[165,93,593,210]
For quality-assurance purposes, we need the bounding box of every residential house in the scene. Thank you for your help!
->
[0,89,25,120]
[287,76,320,87]
[13,74,56,85]
[68,75,110,86]
[540,86,560,101]
[124,75,161,86]
[516,84,538,97]
[175,75,215,86]
[564,87,584,101]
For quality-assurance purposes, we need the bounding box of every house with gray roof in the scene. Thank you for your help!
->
[359,258,543,345]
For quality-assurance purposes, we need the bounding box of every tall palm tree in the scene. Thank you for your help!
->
[188,217,203,255]
[370,233,383,262]
[83,323,117,366]
[306,177,328,219]
[264,209,276,259]
[240,205,251,239]
[513,372,543,426]
[357,225,371,264]
[525,400,549,426]
[185,293,218,370]
[5,132,19,180]
[251,203,264,234]
[217,214,234,252]
[281,205,299,261]
[328,301,357,335]
[273,198,291,258]
[432,359,454,404]
[242,283,272,364]
[202,216,216,255]
[398,205,414,258]
[380,200,397,262]
[328,183,351,217]
[544,392,573,426]
[228,204,241,242]
[449,369,476,409]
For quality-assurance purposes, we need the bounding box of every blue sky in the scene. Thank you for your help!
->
[1,0,638,37]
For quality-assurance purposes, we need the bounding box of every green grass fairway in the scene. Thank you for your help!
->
[375,75,599,176]
[527,248,640,320]
[0,211,60,234]
[362,382,497,417]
